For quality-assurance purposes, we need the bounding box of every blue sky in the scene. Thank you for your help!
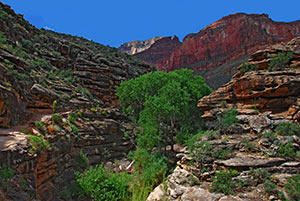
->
[2,0,300,47]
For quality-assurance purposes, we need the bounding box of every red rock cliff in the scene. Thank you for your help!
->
[122,13,300,88]
[163,13,300,72]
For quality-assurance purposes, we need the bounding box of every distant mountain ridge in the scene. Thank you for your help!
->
[119,13,300,89]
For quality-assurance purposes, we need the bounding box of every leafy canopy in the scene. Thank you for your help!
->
[117,69,212,150]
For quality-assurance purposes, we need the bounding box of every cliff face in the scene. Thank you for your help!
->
[119,36,163,55]
[0,2,151,200]
[121,13,300,89]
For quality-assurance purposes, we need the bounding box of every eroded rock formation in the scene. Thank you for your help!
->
[0,2,150,200]
[121,13,300,89]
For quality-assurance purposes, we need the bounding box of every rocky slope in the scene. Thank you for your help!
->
[0,2,151,200]
[119,36,163,55]
[147,37,300,201]
[120,13,300,89]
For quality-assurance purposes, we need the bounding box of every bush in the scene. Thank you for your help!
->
[35,121,45,129]
[211,169,239,195]
[285,174,300,201]
[269,51,293,70]
[275,122,300,137]
[218,108,238,129]
[239,62,258,73]
[0,165,14,188]
[28,135,50,151]
[52,113,62,123]
[276,142,296,158]
[74,150,89,171]
[75,164,130,201]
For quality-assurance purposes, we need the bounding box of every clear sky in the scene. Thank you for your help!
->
[2,0,300,47]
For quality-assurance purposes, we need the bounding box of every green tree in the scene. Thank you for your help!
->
[117,69,212,152]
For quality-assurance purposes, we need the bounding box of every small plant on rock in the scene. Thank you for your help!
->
[269,51,293,70]
[28,135,50,152]
[239,62,258,73]
[285,174,300,201]
[0,164,14,187]
[35,121,45,129]
[211,169,239,195]
[275,122,300,137]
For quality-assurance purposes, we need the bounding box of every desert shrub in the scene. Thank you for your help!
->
[219,108,238,129]
[0,31,6,45]
[52,113,62,123]
[211,169,239,195]
[0,165,14,188]
[239,62,258,73]
[75,164,131,201]
[249,168,270,183]
[28,135,50,151]
[285,174,300,201]
[21,39,34,50]
[275,142,296,158]
[263,179,278,195]
[269,51,293,70]
[31,57,51,69]
[35,121,45,129]
[74,150,89,171]
[275,122,300,137]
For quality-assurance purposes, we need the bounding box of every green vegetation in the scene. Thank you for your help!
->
[117,69,212,152]
[76,164,130,201]
[35,121,45,129]
[275,122,300,136]
[269,51,293,70]
[239,62,258,73]
[211,169,239,195]
[74,150,89,171]
[285,174,300,201]
[28,135,50,151]
[52,113,62,123]
[217,108,238,130]
[0,165,14,187]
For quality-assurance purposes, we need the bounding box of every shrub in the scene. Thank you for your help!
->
[31,57,51,69]
[74,150,89,171]
[211,169,239,195]
[275,122,300,137]
[21,39,34,50]
[285,174,300,201]
[263,179,277,195]
[52,113,62,123]
[35,121,45,129]
[0,31,7,46]
[75,164,130,201]
[269,51,293,70]
[28,135,50,151]
[218,108,238,129]
[276,142,296,158]
[70,124,79,134]
[68,112,77,123]
[0,165,14,188]
[239,62,258,73]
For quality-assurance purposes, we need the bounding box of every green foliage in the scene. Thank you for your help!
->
[52,113,62,123]
[0,165,14,188]
[218,108,238,129]
[239,62,258,73]
[285,174,300,201]
[186,131,232,165]
[249,168,270,183]
[74,150,89,171]
[21,39,34,50]
[269,51,293,70]
[0,31,7,45]
[117,69,212,151]
[276,142,296,158]
[0,165,14,180]
[35,121,45,129]
[68,112,77,123]
[70,124,79,134]
[75,164,130,201]
[28,135,50,151]
[211,169,239,195]
[31,57,51,69]
[275,122,300,137]
[263,179,277,194]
